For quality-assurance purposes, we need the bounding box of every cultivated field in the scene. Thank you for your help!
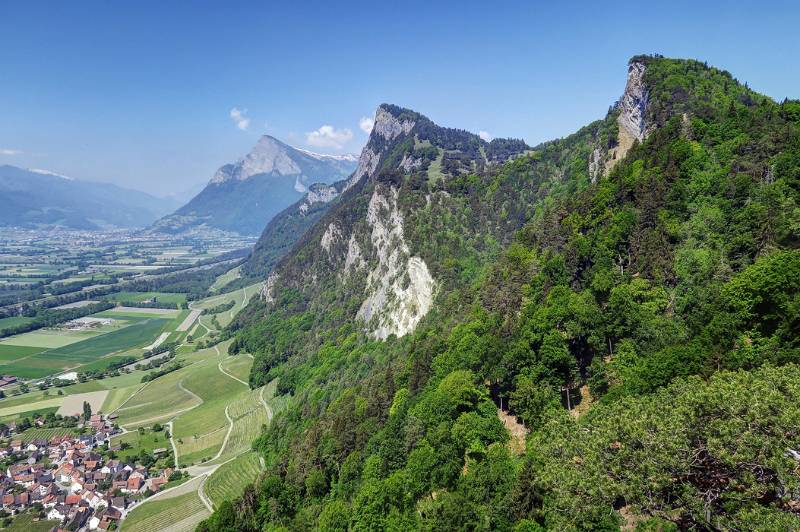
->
[56,390,109,416]
[0,266,285,531]
[121,483,210,532]
[205,451,263,508]
[102,291,188,305]
[220,355,252,383]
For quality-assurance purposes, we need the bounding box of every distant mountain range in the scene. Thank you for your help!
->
[151,136,358,236]
[0,165,180,230]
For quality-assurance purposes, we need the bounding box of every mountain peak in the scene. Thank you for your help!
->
[211,135,301,184]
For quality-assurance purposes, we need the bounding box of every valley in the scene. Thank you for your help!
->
[0,257,275,531]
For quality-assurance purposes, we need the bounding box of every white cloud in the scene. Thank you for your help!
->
[305,125,353,150]
[229,107,250,131]
[478,130,492,142]
[359,116,374,134]
[0,148,21,155]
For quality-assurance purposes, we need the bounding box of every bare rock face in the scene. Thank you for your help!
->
[260,272,279,303]
[356,185,435,340]
[618,61,650,141]
[299,183,339,215]
[604,61,651,175]
[372,106,415,141]
[344,147,381,192]
[343,234,365,274]
[320,222,342,255]
[211,136,301,184]
[589,147,603,184]
[343,106,417,191]
[400,153,423,172]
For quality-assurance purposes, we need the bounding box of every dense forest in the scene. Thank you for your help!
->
[200,57,800,531]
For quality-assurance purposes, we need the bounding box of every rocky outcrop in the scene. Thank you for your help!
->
[589,147,603,184]
[320,222,342,255]
[373,106,415,141]
[343,106,417,191]
[344,147,381,192]
[400,154,423,172]
[357,186,436,339]
[618,61,649,142]
[299,183,339,214]
[604,61,651,175]
[260,272,279,303]
[344,234,365,274]
[211,136,301,183]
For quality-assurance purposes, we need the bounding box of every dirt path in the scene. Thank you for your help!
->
[197,475,214,512]
[108,382,150,415]
[177,309,202,332]
[497,408,528,455]
[259,385,274,423]
[168,421,179,466]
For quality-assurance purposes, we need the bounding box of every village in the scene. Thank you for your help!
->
[0,412,184,531]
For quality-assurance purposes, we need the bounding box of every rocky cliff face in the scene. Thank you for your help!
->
[590,61,652,181]
[211,136,302,183]
[254,103,528,340]
[618,61,650,141]
[355,185,436,339]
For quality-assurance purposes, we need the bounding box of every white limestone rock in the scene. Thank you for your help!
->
[357,186,436,339]
[618,61,650,142]
[321,222,342,255]
[260,272,279,304]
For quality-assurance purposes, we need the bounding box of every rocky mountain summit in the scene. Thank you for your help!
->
[151,136,357,235]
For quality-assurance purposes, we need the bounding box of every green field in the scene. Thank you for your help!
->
[0,397,63,417]
[173,344,246,465]
[103,291,187,305]
[0,328,103,349]
[209,266,241,292]
[220,355,252,383]
[0,344,44,362]
[101,384,142,412]
[112,427,171,462]
[0,316,35,331]
[2,513,59,532]
[0,317,168,379]
[116,367,201,427]
[205,451,263,508]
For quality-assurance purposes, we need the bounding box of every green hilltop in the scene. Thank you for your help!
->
[199,56,800,531]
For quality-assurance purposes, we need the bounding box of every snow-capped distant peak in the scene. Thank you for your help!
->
[28,168,73,180]
[295,147,359,162]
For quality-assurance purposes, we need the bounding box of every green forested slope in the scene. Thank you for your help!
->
[199,56,800,531]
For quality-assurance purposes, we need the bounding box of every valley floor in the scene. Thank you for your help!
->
[116,283,277,532]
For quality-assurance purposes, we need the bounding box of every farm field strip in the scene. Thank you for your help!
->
[0,311,172,380]
[205,451,263,508]
[0,329,103,349]
[56,390,108,416]
[219,355,252,383]
[121,485,209,532]
[0,397,63,417]
[17,426,81,443]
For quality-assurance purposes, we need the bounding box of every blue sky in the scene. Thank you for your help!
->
[1,0,798,196]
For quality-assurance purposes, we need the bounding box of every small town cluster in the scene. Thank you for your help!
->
[0,413,177,530]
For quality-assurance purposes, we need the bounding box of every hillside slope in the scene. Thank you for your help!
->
[151,136,356,236]
[0,165,179,229]
[200,56,800,531]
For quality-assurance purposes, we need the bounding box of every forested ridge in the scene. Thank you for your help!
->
[199,56,800,531]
